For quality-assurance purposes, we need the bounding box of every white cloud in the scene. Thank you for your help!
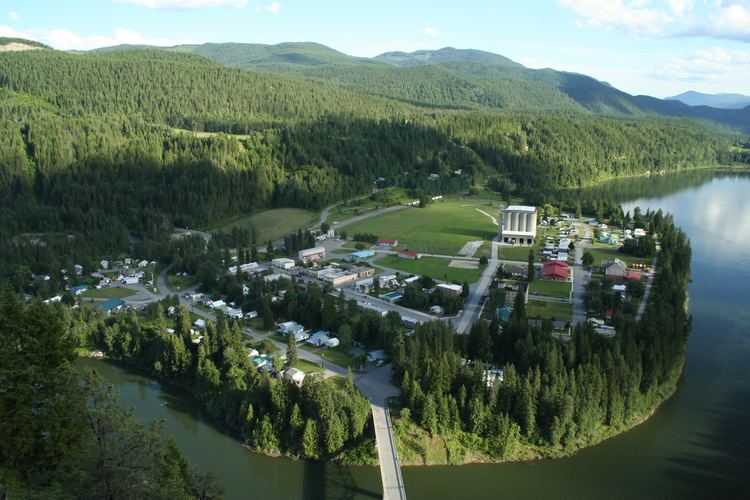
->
[651,46,750,81]
[113,0,247,8]
[8,11,19,20]
[558,0,674,36]
[255,2,281,13]
[559,0,750,43]
[667,0,694,17]
[424,27,439,37]
[0,25,192,50]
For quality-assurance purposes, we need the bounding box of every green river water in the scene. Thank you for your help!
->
[79,170,750,499]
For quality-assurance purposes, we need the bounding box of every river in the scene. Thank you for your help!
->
[80,171,750,500]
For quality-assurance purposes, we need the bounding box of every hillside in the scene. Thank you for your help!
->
[0,37,50,52]
[159,43,749,131]
[666,91,750,110]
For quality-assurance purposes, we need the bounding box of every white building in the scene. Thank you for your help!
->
[499,205,538,245]
[100,260,109,270]
[298,247,326,264]
[436,283,464,296]
[264,273,291,283]
[272,258,296,270]
[279,321,304,335]
[284,367,306,388]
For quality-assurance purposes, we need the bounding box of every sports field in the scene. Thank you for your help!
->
[526,299,573,322]
[376,255,484,283]
[344,199,497,256]
[82,287,136,299]
[213,208,319,243]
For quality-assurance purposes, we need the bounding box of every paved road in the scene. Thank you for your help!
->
[636,254,658,321]
[572,222,593,326]
[454,239,499,334]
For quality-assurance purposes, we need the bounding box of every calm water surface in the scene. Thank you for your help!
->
[81,172,750,500]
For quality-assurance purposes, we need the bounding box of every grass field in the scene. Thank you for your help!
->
[293,358,324,374]
[82,287,136,299]
[344,198,497,255]
[328,188,410,224]
[213,208,319,243]
[529,279,572,299]
[376,255,484,283]
[526,300,573,322]
[586,242,653,267]
[167,273,197,292]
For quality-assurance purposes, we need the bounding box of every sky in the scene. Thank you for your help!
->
[2,0,750,98]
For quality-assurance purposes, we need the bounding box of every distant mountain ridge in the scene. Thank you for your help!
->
[666,91,750,110]
[40,40,750,132]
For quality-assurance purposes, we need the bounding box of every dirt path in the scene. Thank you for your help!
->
[475,208,499,226]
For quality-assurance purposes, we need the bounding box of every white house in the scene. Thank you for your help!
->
[223,307,243,320]
[279,321,304,335]
[210,299,226,310]
[100,260,109,270]
[272,258,296,270]
[74,264,83,275]
[121,276,139,285]
[194,319,206,330]
[284,368,306,388]
[298,247,326,264]
[324,337,340,348]
[436,283,463,296]
[245,310,259,319]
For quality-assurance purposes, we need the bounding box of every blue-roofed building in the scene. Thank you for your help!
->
[497,306,514,322]
[70,285,88,296]
[98,298,125,314]
[348,250,375,261]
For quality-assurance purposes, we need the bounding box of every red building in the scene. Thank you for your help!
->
[541,260,569,280]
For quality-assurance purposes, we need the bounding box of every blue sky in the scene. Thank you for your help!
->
[2,0,750,97]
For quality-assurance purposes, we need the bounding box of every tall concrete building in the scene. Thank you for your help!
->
[499,205,537,245]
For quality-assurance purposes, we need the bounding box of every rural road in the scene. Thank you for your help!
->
[573,222,593,326]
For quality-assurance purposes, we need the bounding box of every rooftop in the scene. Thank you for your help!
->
[505,205,536,212]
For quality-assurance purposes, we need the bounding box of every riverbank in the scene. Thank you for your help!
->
[391,364,684,466]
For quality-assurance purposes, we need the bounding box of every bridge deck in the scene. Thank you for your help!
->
[372,403,407,500]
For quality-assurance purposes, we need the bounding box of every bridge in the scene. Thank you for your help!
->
[371,402,407,500]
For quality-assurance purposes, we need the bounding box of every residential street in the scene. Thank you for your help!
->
[573,222,593,326]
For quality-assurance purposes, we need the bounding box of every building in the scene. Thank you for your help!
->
[380,291,403,303]
[194,319,206,330]
[264,273,291,283]
[98,298,124,315]
[377,239,398,247]
[351,266,375,279]
[403,275,420,286]
[324,337,340,348]
[74,264,83,275]
[436,283,464,296]
[356,278,374,294]
[121,276,139,285]
[499,205,538,245]
[348,250,375,261]
[541,261,570,281]
[284,368,306,388]
[137,259,149,268]
[100,260,109,270]
[70,285,88,296]
[398,250,421,260]
[604,259,628,281]
[322,270,358,287]
[358,301,388,317]
[279,321,304,335]
[378,274,397,288]
[298,247,326,264]
[222,307,243,320]
[306,331,331,346]
[272,258,296,270]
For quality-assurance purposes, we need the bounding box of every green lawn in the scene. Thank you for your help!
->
[376,255,484,283]
[499,246,533,262]
[167,273,197,292]
[328,188,410,224]
[213,208,319,243]
[344,198,497,255]
[82,287,136,299]
[585,242,653,267]
[293,358,325,374]
[319,345,358,369]
[526,300,573,322]
[529,279,572,299]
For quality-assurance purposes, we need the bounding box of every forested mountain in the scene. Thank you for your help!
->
[0,44,743,284]
[155,43,750,131]
[666,91,750,110]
